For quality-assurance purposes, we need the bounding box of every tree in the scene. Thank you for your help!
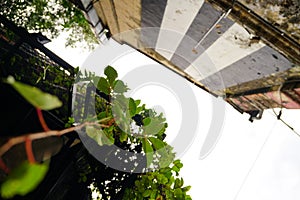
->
[0,0,98,49]
[0,66,192,199]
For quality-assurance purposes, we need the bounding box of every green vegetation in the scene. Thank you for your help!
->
[0,162,48,199]
[0,66,192,199]
[123,159,192,200]
[0,0,98,49]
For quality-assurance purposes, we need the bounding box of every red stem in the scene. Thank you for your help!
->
[36,108,50,131]
[0,158,10,173]
[25,137,35,163]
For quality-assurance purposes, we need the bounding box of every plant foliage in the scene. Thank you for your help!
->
[74,66,192,199]
[6,76,62,110]
[123,160,192,200]
[0,0,98,49]
[0,162,48,199]
[1,66,192,199]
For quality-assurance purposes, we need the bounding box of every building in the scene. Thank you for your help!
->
[75,0,300,120]
[0,15,82,199]
[0,14,76,134]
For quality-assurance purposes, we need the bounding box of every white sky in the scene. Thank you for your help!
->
[46,36,300,200]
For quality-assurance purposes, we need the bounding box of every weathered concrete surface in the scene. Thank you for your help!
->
[170,2,234,70]
[223,66,300,97]
[202,45,293,92]
[207,0,300,66]
[239,0,300,43]
[140,0,167,48]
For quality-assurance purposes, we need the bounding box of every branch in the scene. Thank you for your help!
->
[36,108,50,131]
[25,137,35,163]
[0,122,109,157]
[0,158,10,173]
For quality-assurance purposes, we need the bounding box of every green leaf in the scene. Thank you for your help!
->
[150,190,157,199]
[6,76,62,110]
[142,117,151,126]
[156,195,163,200]
[134,180,140,187]
[165,190,173,199]
[0,161,49,198]
[174,188,183,198]
[156,125,167,137]
[135,99,141,106]
[185,195,192,200]
[86,126,102,145]
[143,121,164,136]
[136,106,143,114]
[174,160,183,169]
[65,117,75,128]
[103,128,115,145]
[142,139,153,167]
[176,162,183,169]
[112,101,130,133]
[129,98,136,117]
[148,137,165,150]
[97,77,110,94]
[157,174,168,185]
[172,166,179,173]
[182,186,191,192]
[142,190,151,197]
[142,139,153,154]
[113,80,128,93]
[119,131,128,143]
[180,178,184,188]
[91,76,100,85]
[86,126,114,146]
[97,111,107,120]
[158,145,175,168]
[174,178,183,188]
[82,175,87,182]
[173,160,180,165]
[168,176,175,185]
[104,66,118,85]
